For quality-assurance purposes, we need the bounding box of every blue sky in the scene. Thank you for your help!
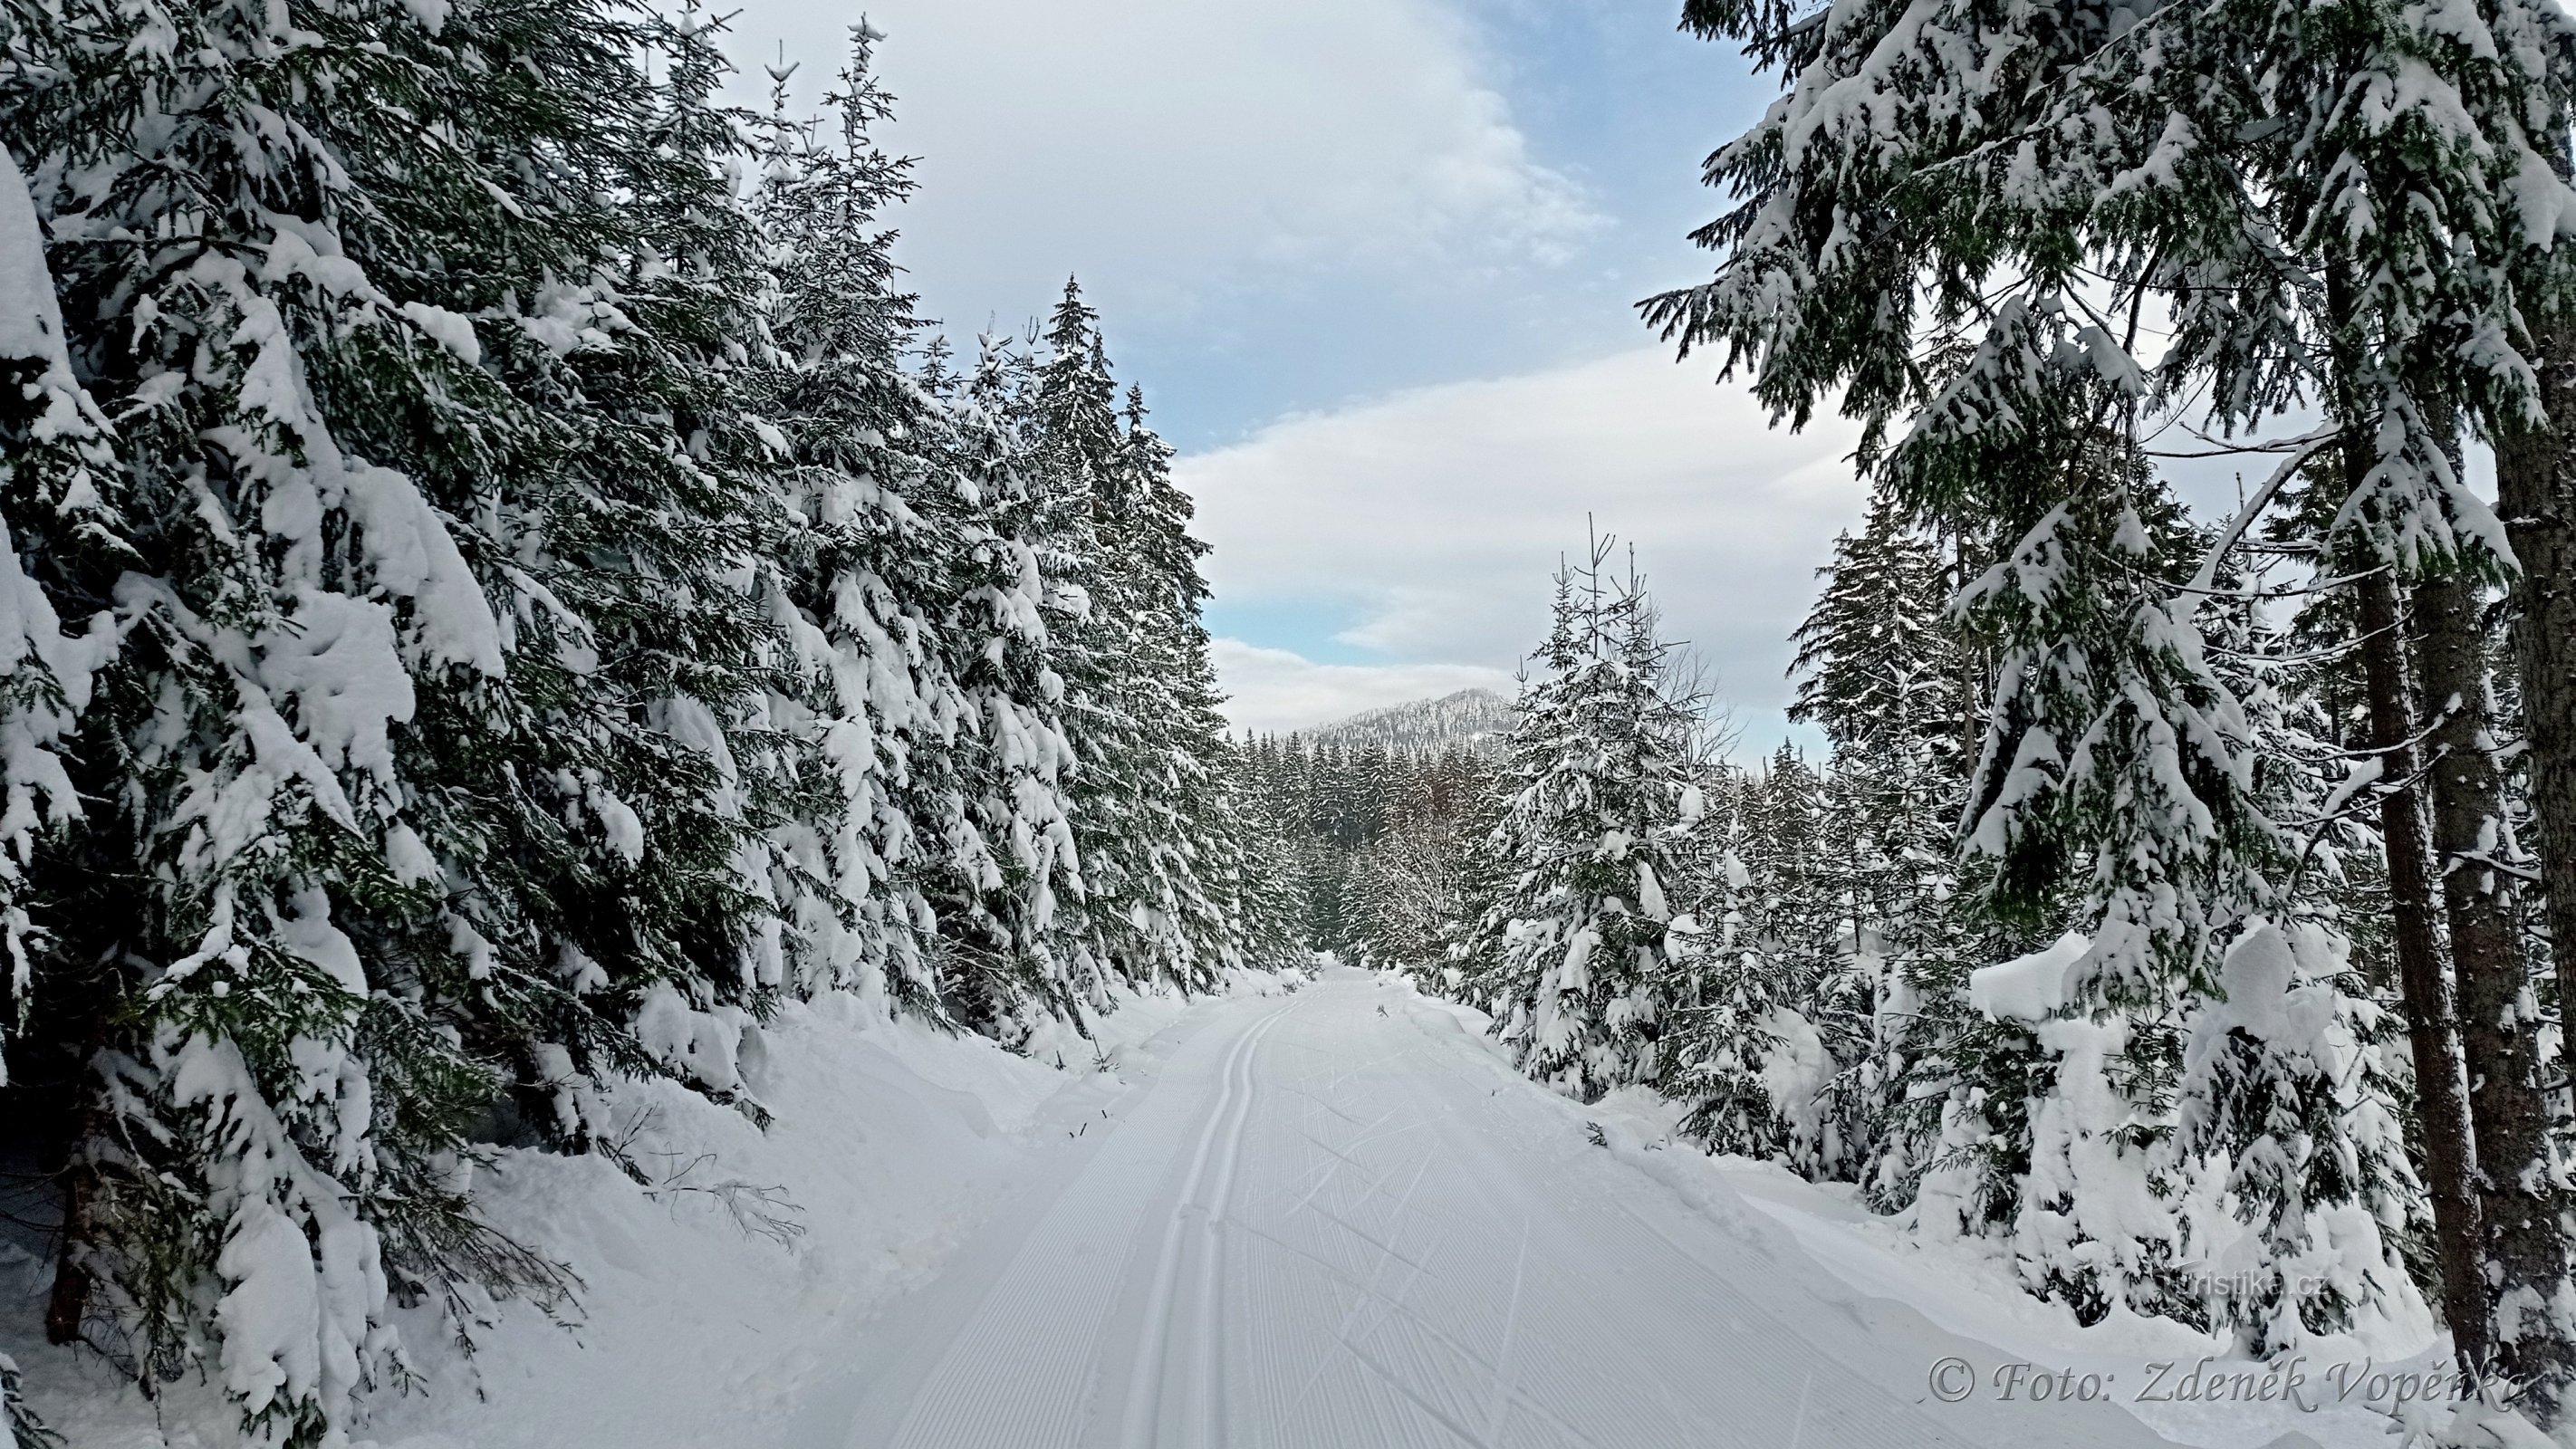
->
[722,0,1860,752]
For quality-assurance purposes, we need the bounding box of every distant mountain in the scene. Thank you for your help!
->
[1300,687,1517,755]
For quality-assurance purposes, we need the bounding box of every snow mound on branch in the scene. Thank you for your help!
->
[1754,1004,1831,1147]
[0,143,93,436]
[2196,919,2331,1048]
[1967,931,2089,1022]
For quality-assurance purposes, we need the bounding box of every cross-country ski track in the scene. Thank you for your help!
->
[787,970,2183,1449]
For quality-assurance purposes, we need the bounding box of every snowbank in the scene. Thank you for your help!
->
[1577,1087,2460,1449]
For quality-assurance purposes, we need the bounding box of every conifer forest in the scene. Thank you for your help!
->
[5,0,2576,1446]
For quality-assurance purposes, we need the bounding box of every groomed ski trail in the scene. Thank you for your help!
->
[814,971,2182,1449]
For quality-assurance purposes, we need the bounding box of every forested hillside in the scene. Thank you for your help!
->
[1301,687,1514,755]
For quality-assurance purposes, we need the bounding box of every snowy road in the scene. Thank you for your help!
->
[801,973,2182,1449]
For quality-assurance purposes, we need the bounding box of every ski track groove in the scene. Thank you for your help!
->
[1123,1003,1289,1448]
[1187,1001,1270,1447]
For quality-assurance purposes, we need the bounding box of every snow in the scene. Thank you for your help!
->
[3,967,2466,1448]
[332,459,504,676]
[398,301,479,364]
[0,149,63,367]
[164,1031,390,1431]
[631,982,754,1095]
[1582,1070,2455,1449]
[1756,1003,1833,1147]
[0,143,101,445]
[822,972,2170,1449]
[258,589,416,786]
[5,974,1242,1446]
[1969,930,2089,1022]
[1701,1163,2451,1449]
[2203,921,2320,1047]
[0,147,116,1014]
[212,1200,334,1419]
[2021,1011,2182,1300]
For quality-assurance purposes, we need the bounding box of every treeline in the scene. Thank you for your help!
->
[1237,736,1495,968]
[0,13,1286,1445]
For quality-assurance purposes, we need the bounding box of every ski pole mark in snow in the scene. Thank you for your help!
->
[1481,1219,1530,1444]
[1293,1153,1439,1410]
[1282,1108,1406,1216]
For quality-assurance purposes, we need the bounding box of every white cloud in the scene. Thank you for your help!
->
[1180,348,1870,735]
[726,0,1600,325]
[1213,640,1516,736]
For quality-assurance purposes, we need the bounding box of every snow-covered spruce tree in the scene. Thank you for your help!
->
[2229,0,2576,1401]
[1226,753,1312,974]
[2256,34,2576,1361]
[0,142,118,1449]
[2276,19,2574,1375]
[1783,493,1982,1192]
[1015,290,1245,994]
[0,145,117,1053]
[1666,747,1841,1169]
[1024,285,1168,991]
[2169,494,2444,1356]
[1438,763,1514,995]
[0,0,811,1434]
[2229,457,2490,1370]
[1788,494,1977,772]
[4,0,540,1432]
[2487,35,2576,1233]
[2386,437,2573,1399]
[1954,459,2283,1327]
[749,34,1015,1023]
[1662,793,1799,1160]
[2158,3,2576,1393]
[1737,747,1833,993]
[928,337,1092,1022]
[1110,386,1240,984]
[1348,808,1468,977]
[1234,734,1297,945]
[2177,918,2430,1358]
[1693,290,2282,1319]
[1645,0,2456,1348]
[1461,542,1698,1100]
[2220,19,2576,1390]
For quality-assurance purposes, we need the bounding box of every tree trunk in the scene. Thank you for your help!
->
[40,1069,99,1349]
[2413,564,2576,1415]
[2353,558,2493,1381]
[2494,305,2576,1122]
